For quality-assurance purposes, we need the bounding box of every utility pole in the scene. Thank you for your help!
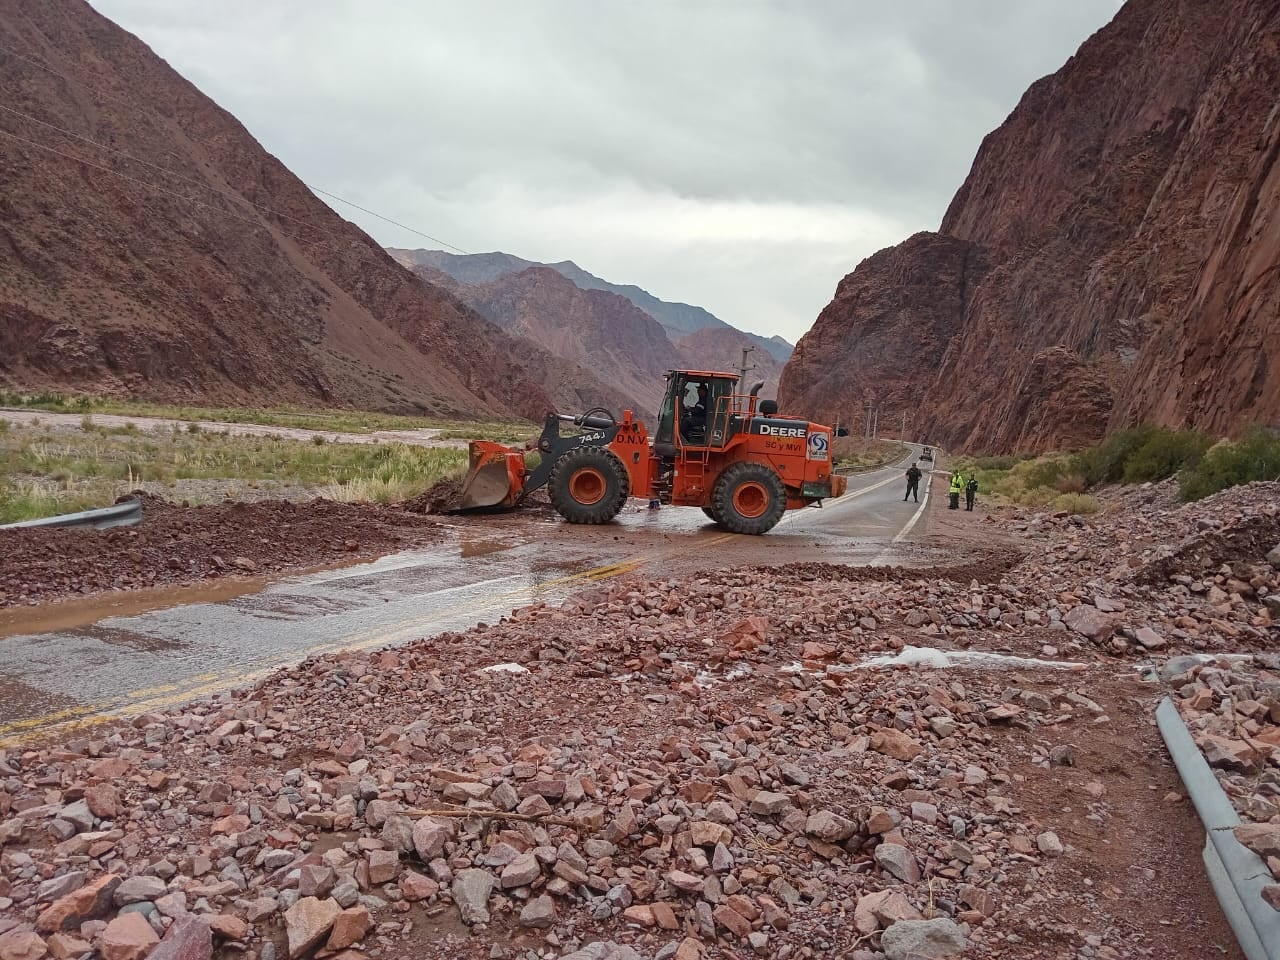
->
[736,346,757,395]
[863,398,873,454]
[900,410,907,450]
[871,405,879,440]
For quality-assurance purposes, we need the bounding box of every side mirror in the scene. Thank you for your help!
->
[835,427,850,437]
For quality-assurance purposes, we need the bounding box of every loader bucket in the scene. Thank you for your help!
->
[458,440,527,511]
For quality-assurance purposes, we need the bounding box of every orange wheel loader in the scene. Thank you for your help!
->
[457,370,847,535]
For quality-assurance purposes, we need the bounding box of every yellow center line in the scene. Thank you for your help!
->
[0,549,670,746]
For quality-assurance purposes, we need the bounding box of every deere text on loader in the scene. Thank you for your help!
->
[458,370,847,535]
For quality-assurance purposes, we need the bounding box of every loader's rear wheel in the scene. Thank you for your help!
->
[549,447,630,524]
[711,462,786,535]
[701,506,718,523]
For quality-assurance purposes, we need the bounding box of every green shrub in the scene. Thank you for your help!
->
[1121,427,1211,483]
[1179,427,1280,501]
[1020,457,1067,491]
[1071,425,1157,486]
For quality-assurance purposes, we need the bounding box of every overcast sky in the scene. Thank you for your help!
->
[92,1,1122,343]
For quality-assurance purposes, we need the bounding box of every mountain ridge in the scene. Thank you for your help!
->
[779,0,1280,452]
[389,248,793,363]
[0,0,632,421]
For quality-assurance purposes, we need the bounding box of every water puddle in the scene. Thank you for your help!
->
[0,556,369,640]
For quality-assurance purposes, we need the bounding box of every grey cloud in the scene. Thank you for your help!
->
[90,0,1123,341]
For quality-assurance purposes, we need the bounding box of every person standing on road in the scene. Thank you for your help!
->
[948,470,963,510]
[965,474,978,511]
[904,462,922,502]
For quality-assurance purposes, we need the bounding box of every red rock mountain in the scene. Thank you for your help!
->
[442,267,682,415]
[781,0,1280,452]
[391,248,794,365]
[404,260,788,416]
[670,327,785,396]
[0,0,627,420]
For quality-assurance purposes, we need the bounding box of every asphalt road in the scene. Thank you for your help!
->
[0,445,946,745]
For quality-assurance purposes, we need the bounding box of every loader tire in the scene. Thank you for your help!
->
[549,447,630,524]
[701,506,718,523]
[711,461,786,535]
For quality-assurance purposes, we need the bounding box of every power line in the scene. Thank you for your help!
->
[307,187,468,254]
[0,41,469,255]
[0,101,323,245]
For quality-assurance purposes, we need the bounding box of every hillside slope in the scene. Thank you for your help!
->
[452,267,683,415]
[0,0,626,420]
[781,0,1280,451]
[391,248,793,364]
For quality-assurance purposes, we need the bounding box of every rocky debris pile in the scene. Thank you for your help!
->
[400,475,553,517]
[1167,652,1280,806]
[0,496,445,608]
[0,612,1123,960]
[1166,643,1280,918]
[0,469,1267,959]
[401,477,468,515]
[0,530,1221,960]
[982,482,1280,656]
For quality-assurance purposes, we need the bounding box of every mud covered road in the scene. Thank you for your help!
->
[1,448,958,743]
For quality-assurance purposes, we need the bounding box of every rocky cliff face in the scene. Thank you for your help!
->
[0,0,625,421]
[781,0,1280,451]
[671,327,785,399]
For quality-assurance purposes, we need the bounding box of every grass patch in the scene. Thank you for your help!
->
[834,439,905,472]
[0,390,533,439]
[950,454,1075,509]
[0,478,107,526]
[954,423,1277,509]
[0,424,469,522]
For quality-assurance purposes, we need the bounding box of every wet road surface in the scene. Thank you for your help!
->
[1,446,947,743]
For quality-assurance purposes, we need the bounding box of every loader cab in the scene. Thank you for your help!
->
[654,370,740,455]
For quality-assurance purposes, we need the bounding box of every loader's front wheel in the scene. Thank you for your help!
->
[711,462,786,535]
[549,447,630,524]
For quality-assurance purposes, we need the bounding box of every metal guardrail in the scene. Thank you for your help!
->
[0,498,144,531]
[1157,696,1280,960]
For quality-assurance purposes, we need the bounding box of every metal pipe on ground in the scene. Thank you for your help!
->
[1156,696,1280,960]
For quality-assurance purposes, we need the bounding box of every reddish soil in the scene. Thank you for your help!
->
[401,476,471,515]
[0,494,445,608]
[997,670,1243,959]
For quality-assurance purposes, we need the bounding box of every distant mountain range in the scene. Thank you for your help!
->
[390,249,793,416]
[391,250,793,363]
